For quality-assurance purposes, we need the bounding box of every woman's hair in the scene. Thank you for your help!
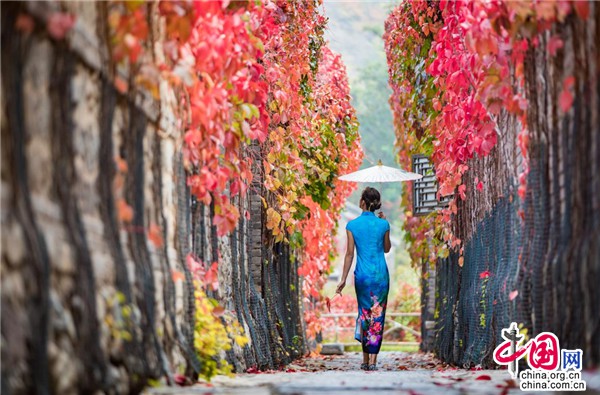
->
[361,187,381,212]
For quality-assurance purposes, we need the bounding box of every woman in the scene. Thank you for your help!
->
[336,187,391,371]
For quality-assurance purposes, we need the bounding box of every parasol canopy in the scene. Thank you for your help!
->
[338,160,423,183]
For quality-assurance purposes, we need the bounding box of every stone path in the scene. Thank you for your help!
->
[146,352,600,395]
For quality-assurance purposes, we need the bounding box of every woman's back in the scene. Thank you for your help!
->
[347,211,389,279]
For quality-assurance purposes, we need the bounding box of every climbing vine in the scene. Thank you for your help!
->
[259,2,362,337]
[108,0,361,359]
[384,0,586,265]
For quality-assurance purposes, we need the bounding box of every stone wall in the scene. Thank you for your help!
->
[1,2,305,394]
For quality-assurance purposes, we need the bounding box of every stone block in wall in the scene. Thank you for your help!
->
[23,39,54,198]
[48,339,79,395]
[72,64,101,216]
[2,217,27,269]
[218,235,233,303]
[61,2,103,70]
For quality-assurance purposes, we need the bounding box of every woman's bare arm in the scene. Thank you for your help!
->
[336,230,355,294]
[383,230,391,253]
[378,211,392,253]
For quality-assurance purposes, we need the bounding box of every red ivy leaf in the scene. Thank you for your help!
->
[574,1,590,20]
[15,13,35,34]
[518,185,527,200]
[114,77,128,94]
[115,156,128,173]
[117,199,134,223]
[458,184,467,200]
[559,76,575,112]
[173,373,187,386]
[212,305,226,317]
[46,12,76,40]
[171,270,185,283]
[205,262,219,291]
[547,35,563,56]
[564,75,576,89]
[559,88,574,112]
[147,223,163,248]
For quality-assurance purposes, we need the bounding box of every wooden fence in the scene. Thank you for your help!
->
[321,312,421,347]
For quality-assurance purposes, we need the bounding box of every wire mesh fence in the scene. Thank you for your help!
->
[429,9,600,368]
[433,197,520,368]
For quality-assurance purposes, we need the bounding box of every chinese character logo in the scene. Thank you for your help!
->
[562,349,583,371]
[528,333,560,370]
[493,322,560,378]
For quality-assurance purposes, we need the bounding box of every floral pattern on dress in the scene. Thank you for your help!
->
[358,294,387,349]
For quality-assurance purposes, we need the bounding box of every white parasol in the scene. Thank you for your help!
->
[338,160,423,183]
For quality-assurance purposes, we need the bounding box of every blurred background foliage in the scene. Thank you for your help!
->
[320,1,419,346]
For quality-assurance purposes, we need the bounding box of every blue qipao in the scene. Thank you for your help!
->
[346,211,390,354]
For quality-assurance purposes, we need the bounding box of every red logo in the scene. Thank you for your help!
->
[493,322,560,378]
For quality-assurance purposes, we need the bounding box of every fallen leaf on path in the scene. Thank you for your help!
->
[504,379,518,388]
[246,367,278,374]
[173,373,192,386]
[475,374,492,380]
[441,375,464,381]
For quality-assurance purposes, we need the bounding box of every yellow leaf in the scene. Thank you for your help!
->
[267,152,277,163]
[266,208,281,230]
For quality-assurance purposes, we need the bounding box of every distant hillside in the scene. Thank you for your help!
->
[323,1,398,167]
[323,1,395,82]
[323,1,403,219]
